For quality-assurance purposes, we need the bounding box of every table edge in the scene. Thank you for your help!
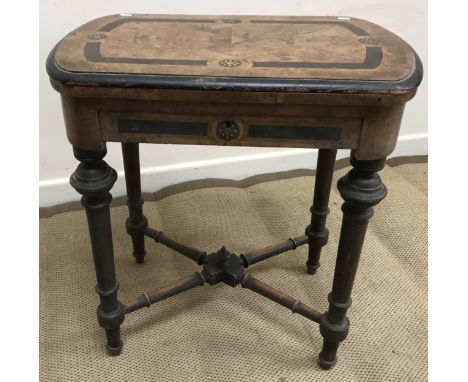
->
[46,43,423,95]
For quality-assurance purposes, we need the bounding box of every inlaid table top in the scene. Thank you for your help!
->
[47,14,422,94]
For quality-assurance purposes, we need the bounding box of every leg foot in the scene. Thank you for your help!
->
[318,352,337,370]
[106,328,123,355]
[106,342,123,356]
[135,256,145,265]
[306,259,321,275]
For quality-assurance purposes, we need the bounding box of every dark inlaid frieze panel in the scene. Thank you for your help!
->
[99,111,361,150]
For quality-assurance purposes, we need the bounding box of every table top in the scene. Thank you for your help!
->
[47,14,422,94]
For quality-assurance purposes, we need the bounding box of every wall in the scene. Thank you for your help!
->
[39,0,427,206]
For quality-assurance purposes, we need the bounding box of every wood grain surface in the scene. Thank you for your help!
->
[53,14,415,82]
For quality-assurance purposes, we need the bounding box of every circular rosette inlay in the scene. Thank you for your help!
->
[219,59,242,67]
[216,121,241,141]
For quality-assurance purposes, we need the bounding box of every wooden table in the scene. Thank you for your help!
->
[47,14,422,370]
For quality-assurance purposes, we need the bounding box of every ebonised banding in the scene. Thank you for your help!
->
[248,125,342,141]
[249,20,369,36]
[118,120,208,136]
[98,18,216,32]
[84,42,208,66]
[253,47,382,70]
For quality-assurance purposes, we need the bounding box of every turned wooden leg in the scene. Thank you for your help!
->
[318,153,387,369]
[306,149,337,275]
[122,143,148,263]
[70,147,125,355]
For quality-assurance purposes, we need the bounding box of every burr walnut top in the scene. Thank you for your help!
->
[47,14,422,94]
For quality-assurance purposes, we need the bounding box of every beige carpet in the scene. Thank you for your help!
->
[40,161,427,381]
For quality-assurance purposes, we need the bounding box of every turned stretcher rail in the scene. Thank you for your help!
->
[240,234,310,267]
[241,274,322,323]
[125,272,206,314]
[144,227,207,264]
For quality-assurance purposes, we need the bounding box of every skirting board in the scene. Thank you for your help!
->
[39,133,427,208]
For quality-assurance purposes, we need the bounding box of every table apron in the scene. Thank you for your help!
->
[60,96,405,159]
[99,111,361,149]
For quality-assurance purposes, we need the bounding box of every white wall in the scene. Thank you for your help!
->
[39,0,427,207]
